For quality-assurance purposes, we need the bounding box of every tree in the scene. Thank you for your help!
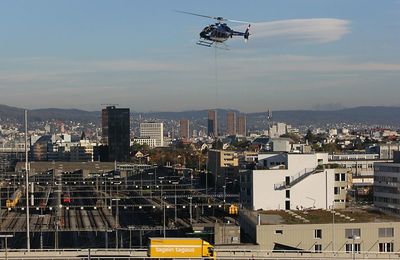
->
[305,129,316,143]
[212,139,223,150]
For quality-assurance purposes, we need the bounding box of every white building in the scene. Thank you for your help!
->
[241,153,348,210]
[133,137,157,148]
[267,123,291,138]
[139,122,164,147]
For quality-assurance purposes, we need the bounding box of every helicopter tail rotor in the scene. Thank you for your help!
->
[244,24,251,42]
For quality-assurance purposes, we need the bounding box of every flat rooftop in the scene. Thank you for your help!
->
[255,208,399,225]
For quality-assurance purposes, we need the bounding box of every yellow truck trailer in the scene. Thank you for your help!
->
[148,237,215,259]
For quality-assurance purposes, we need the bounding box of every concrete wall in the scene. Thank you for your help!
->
[214,223,241,245]
[250,153,335,210]
[290,170,334,210]
[252,169,335,210]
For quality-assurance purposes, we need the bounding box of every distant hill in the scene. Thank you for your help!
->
[0,104,399,127]
[0,104,99,123]
[247,106,400,126]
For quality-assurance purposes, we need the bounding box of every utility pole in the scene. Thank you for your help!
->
[163,199,166,238]
[188,197,193,225]
[25,110,30,252]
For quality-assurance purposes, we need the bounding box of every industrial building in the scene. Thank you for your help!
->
[329,153,392,201]
[374,151,400,215]
[240,208,400,253]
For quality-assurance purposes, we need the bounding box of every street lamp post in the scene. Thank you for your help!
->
[163,197,166,238]
[159,177,165,198]
[105,230,112,249]
[188,197,193,225]
[24,110,30,252]
[154,167,157,187]
[112,198,121,249]
[172,182,178,222]
[39,210,45,249]
[112,181,121,249]
[223,185,226,204]
[205,171,208,196]
[104,177,107,208]
[190,172,193,191]
[331,202,335,253]
[148,172,154,199]
[128,226,134,248]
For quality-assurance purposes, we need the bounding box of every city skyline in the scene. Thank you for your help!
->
[0,0,399,112]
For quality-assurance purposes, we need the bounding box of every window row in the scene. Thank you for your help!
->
[314,243,393,253]
[335,173,347,182]
[374,175,399,183]
[311,228,393,239]
[374,186,399,194]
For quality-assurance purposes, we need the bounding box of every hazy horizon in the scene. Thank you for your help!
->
[3,102,400,114]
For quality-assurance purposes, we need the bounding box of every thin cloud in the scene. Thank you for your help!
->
[246,18,350,44]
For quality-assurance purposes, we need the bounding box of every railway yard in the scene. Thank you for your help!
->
[0,165,239,249]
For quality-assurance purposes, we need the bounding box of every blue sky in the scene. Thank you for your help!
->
[0,0,399,112]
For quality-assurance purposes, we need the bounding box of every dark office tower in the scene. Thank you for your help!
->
[226,111,236,136]
[237,114,247,136]
[208,110,218,137]
[101,106,130,162]
[179,119,190,139]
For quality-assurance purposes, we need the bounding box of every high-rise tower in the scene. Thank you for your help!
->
[102,106,130,162]
[208,110,218,137]
[237,114,247,136]
[226,111,236,136]
[179,119,190,139]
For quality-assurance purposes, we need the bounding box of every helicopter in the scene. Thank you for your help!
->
[176,10,251,48]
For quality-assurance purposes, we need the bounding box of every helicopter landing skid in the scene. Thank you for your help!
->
[196,40,229,50]
[196,39,214,47]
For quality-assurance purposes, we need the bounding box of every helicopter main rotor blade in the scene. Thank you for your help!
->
[227,19,252,24]
[175,10,219,20]
[176,10,252,24]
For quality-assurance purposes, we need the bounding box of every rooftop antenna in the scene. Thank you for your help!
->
[267,108,272,137]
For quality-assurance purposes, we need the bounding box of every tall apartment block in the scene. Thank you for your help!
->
[140,122,164,147]
[237,114,247,136]
[208,110,218,137]
[226,111,236,136]
[101,106,130,162]
[179,119,190,139]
